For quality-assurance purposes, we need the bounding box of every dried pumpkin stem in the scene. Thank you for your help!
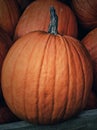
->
[48,7,58,35]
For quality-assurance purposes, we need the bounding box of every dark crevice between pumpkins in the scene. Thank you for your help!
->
[48,7,58,35]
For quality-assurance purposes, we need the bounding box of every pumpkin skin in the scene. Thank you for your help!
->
[81,28,97,94]
[0,0,20,37]
[14,0,78,40]
[72,0,97,30]
[2,30,93,124]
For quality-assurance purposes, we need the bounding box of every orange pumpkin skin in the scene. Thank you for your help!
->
[2,31,93,124]
[14,0,78,40]
[0,0,20,37]
[81,28,97,94]
[72,0,97,30]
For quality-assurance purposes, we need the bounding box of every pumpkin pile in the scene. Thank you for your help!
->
[0,0,96,125]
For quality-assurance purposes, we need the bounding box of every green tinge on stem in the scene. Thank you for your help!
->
[48,6,58,35]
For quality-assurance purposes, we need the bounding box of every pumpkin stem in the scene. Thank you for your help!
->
[48,7,58,35]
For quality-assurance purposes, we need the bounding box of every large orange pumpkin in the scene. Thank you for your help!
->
[14,0,78,40]
[2,7,93,124]
[81,28,97,94]
[0,0,20,38]
[72,0,97,31]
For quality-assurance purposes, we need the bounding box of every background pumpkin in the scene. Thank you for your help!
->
[2,7,93,124]
[0,0,20,38]
[71,0,97,31]
[81,28,97,95]
[14,0,78,40]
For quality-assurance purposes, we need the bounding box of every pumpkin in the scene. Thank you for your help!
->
[14,0,78,40]
[2,7,93,124]
[85,91,97,110]
[0,0,20,38]
[81,28,97,94]
[72,0,97,31]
